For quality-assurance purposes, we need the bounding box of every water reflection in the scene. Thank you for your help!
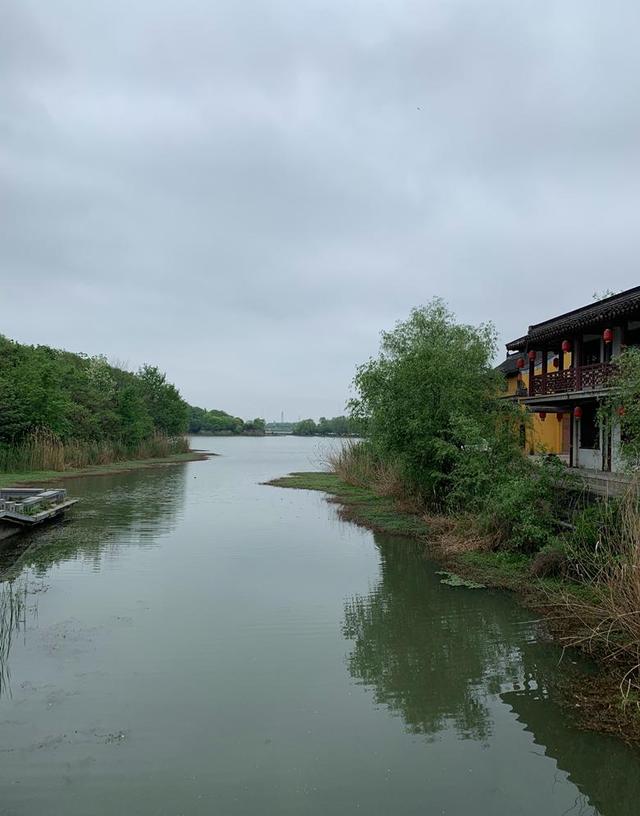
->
[0,579,27,699]
[0,467,186,697]
[343,532,640,815]
[0,465,186,578]
[343,533,525,741]
[502,647,640,816]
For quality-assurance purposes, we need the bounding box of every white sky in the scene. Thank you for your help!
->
[2,1,640,420]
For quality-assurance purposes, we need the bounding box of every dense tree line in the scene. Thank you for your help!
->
[0,335,188,447]
[292,416,357,436]
[188,407,265,435]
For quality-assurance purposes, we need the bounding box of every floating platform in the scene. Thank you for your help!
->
[0,488,78,541]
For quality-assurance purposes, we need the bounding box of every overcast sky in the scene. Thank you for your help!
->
[2,1,639,421]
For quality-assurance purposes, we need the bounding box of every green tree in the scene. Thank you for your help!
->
[293,419,317,436]
[601,347,640,468]
[116,385,154,446]
[349,299,503,501]
[137,365,188,435]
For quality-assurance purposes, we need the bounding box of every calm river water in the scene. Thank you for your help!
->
[1,436,639,815]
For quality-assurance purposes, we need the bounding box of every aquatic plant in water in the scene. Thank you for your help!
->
[435,571,486,589]
[0,580,26,699]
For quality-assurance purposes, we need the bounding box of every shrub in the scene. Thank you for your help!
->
[478,472,554,551]
[531,541,569,579]
[349,299,501,505]
[600,348,640,469]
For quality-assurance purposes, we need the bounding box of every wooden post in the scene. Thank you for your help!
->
[528,351,536,396]
[541,348,548,393]
[559,349,564,371]
[569,409,574,467]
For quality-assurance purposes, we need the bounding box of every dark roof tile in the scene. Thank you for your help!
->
[506,285,640,350]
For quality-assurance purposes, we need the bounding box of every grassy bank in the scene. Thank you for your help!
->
[266,472,543,588]
[0,450,213,488]
[266,470,640,744]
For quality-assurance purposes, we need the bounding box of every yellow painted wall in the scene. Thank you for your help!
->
[527,412,566,455]
[504,354,573,455]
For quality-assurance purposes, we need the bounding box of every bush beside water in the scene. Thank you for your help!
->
[337,298,640,699]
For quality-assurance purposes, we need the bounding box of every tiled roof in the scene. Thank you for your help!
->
[506,285,640,351]
[495,353,525,375]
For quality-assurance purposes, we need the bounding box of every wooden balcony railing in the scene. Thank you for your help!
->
[530,362,615,397]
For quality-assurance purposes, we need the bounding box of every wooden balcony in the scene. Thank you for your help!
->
[530,362,615,397]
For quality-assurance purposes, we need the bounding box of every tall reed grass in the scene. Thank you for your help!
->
[556,479,640,699]
[325,440,416,503]
[0,429,190,474]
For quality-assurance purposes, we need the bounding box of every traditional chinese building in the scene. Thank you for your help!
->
[502,286,640,473]
[496,352,570,458]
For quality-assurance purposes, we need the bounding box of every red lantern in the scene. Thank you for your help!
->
[603,328,613,344]
[539,412,546,421]
[552,357,559,368]
[516,357,525,369]
[574,406,583,420]
[556,412,564,422]
[562,340,571,353]
[528,350,536,361]
[618,406,625,416]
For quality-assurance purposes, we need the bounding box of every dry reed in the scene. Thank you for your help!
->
[554,479,640,700]
[0,429,190,474]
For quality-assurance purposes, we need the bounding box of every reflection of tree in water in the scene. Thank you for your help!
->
[344,531,640,813]
[502,643,640,816]
[0,579,26,700]
[0,467,187,698]
[0,465,186,578]
[342,533,525,741]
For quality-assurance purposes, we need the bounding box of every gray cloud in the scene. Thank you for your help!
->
[2,0,640,419]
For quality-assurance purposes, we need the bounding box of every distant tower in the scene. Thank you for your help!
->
[281,410,284,424]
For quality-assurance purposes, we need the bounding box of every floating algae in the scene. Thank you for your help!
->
[436,571,486,589]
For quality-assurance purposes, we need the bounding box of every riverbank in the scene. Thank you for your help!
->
[0,450,214,488]
[266,470,640,745]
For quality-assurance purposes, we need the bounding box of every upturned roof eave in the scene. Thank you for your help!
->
[505,285,640,351]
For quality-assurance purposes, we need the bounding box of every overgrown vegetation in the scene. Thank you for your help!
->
[601,347,640,468]
[328,299,640,703]
[552,485,640,699]
[345,299,568,551]
[0,334,189,472]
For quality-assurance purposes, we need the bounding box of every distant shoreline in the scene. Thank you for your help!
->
[190,430,266,437]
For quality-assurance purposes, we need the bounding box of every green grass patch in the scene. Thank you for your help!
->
[450,550,533,590]
[265,471,432,538]
[267,472,597,599]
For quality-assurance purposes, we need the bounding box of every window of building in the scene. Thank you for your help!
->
[624,320,640,349]
[581,336,601,365]
[579,403,600,450]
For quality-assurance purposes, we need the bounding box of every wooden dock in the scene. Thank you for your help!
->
[0,488,78,541]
